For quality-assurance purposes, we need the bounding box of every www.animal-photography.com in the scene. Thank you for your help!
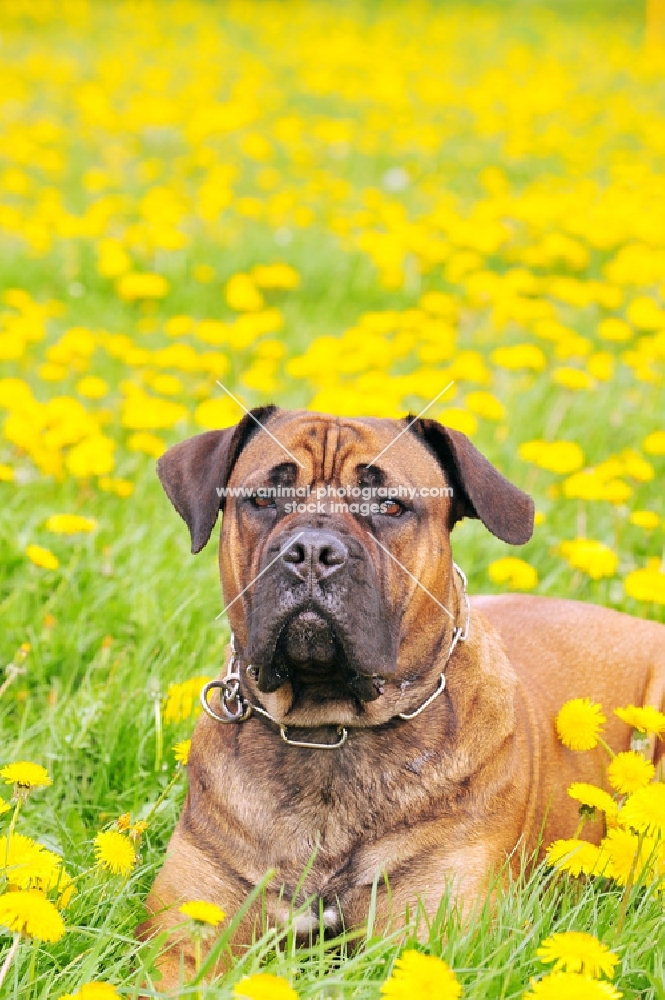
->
[2,1,665,998]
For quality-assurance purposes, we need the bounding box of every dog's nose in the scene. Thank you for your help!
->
[281,530,348,582]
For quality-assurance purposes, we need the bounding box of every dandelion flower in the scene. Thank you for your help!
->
[76,376,109,400]
[546,839,606,877]
[488,557,538,590]
[25,544,59,570]
[130,820,147,841]
[60,983,120,999]
[225,273,264,312]
[179,900,225,926]
[607,751,655,794]
[117,272,169,301]
[44,514,97,534]
[116,813,131,831]
[94,830,136,875]
[537,931,619,978]
[600,827,658,886]
[559,539,618,580]
[380,950,462,999]
[628,511,660,530]
[624,566,665,604]
[0,833,65,892]
[492,344,546,371]
[615,705,665,736]
[518,440,584,474]
[0,833,75,906]
[173,739,191,765]
[0,889,65,941]
[556,699,605,751]
[567,783,618,817]
[163,677,212,723]
[619,783,665,837]
[0,761,52,790]
[524,971,622,998]
[234,973,298,999]
[0,799,10,815]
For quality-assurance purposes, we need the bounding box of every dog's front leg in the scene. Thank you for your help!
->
[138,826,265,995]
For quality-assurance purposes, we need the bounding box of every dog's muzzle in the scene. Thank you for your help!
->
[244,527,399,696]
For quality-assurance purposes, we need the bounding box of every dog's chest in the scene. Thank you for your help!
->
[243,744,473,884]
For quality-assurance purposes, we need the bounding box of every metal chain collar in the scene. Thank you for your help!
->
[200,561,470,750]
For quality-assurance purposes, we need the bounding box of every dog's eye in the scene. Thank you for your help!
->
[251,495,275,509]
[381,500,404,517]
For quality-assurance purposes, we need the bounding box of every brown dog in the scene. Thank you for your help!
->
[142,409,665,989]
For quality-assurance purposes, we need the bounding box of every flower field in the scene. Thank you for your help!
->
[2,0,665,996]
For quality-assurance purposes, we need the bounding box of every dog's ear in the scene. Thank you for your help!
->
[157,406,278,554]
[412,418,534,545]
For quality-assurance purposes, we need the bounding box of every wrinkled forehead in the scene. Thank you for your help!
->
[230,411,448,485]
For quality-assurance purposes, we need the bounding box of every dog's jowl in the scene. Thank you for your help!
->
[139,409,665,989]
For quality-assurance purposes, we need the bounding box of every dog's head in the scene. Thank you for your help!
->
[157,408,533,726]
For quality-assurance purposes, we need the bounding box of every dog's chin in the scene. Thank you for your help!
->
[254,608,386,704]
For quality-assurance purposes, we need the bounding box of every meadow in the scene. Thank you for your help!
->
[2,0,665,996]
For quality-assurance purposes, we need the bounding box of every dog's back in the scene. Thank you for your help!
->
[473,594,665,848]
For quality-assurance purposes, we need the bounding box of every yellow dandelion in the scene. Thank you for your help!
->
[126,431,166,458]
[130,820,147,841]
[624,566,665,604]
[619,783,665,837]
[60,983,120,999]
[567,783,618,818]
[628,511,660,530]
[225,273,264,312]
[94,830,136,876]
[116,813,131,831]
[179,900,226,927]
[44,514,98,534]
[0,761,52,790]
[600,828,658,886]
[25,544,59,570]
[488,556,538,590]
[0,889,66,941]
[173,739,191,765]
[234,973,298,1000]
[615,705,665,736]
[537,931,619,978]
[546,839,607,878]
[559,539,618,580]
[0,833,71,900]
[556,699,606,751]
[0,834,74,906]
[380,950,462,999]
[116,272,169,301]
[163,676,212,723]
[0,800,10,815]
[518,440,584,475]
[524,971,622,999]
[607,751,655,795]
[76,376,109,400]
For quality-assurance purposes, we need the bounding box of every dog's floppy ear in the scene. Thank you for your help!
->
[157,406,278,554]
[413,418,534,545]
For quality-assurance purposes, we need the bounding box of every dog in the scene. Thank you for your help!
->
[141,408,665,989]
